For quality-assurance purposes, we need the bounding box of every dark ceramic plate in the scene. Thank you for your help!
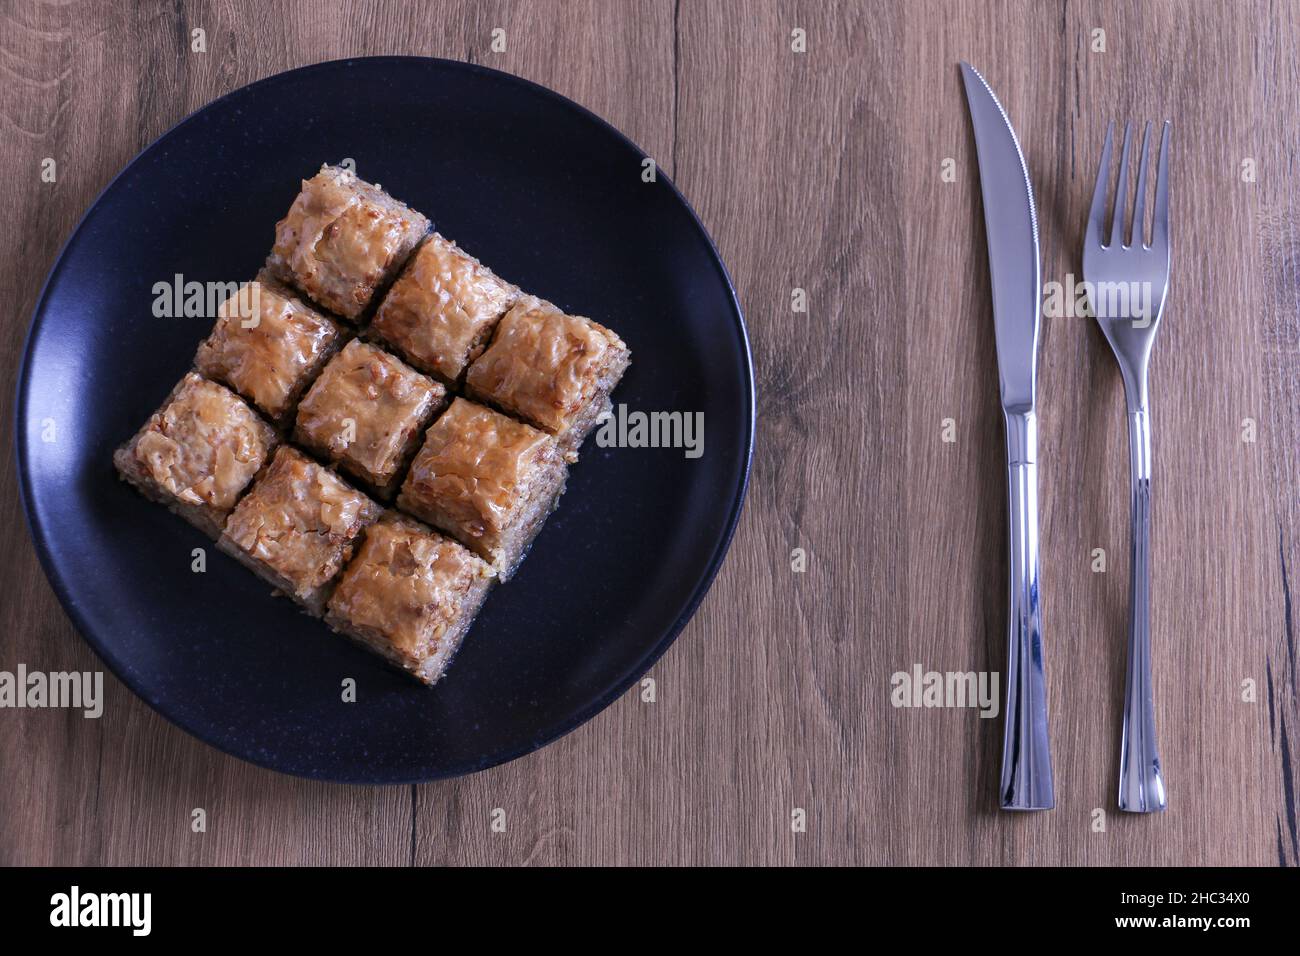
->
[16,57,753,783]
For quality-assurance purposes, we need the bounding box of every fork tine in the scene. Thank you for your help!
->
[1130,121,1153,248]
[1109,121,1133,248]
[1086,121,1115,249]
[1151,121,1172,248]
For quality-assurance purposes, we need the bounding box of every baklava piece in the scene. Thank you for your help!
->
[293,339,448,498]
[370,232,518,386]
[194,272,345,426]
[265,164,430,321]
[325,513,494,685]
[464,295,631,460]
[397,398,567,579]
[114,372,277,538]
[218,446,382,615]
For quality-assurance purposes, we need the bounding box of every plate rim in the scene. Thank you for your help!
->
[14,55,756,784]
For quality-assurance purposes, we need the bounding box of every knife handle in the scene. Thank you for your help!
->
[999,410,1055,810]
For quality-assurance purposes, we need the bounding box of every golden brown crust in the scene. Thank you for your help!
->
[396,398,566,577]
[325,513,493,684]
[370,233,518,384]
[293,339,446,493]
[194,276,343,422]
[398,398,550,536]
[265,165,429,320]
[463,295,630,455]
[117,373,277,526]
[221,446,382,608]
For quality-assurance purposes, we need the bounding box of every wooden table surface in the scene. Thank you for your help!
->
[1,0,1296,866]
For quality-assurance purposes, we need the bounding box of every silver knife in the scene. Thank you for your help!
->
[960,62,1054,811]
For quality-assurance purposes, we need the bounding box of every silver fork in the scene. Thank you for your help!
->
[1083,120,1172,813]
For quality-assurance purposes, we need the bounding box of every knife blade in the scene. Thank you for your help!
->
[960,61,1055,811]
[960,61,1041,412]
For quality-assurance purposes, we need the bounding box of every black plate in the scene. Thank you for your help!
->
[16,57,753,783]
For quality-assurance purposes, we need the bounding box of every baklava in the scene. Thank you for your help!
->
[194,272,344,426]
[325,513,494,685]
[293,339,448,498]
[369,232,518,386]
[397,398,567,579]
[113,163,638,689]
[219,446,383,615]
[265,165,430,321]
[114,372,277,538]
[464,295,631,460]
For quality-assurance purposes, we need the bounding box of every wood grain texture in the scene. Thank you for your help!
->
[0,0,1295,866]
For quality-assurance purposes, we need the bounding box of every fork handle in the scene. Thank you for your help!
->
[999,410,1055,810]
[1118,405,1168,812]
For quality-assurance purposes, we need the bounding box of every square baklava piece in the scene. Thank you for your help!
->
[219,446,383,615]
[370,232,518,386]
[397,398,567,579]
[265,164,430,321]
[325,513,494,685]
[293,339,448,498]
[194,272,345,426]
[464,295,631,460]
[114,372,278,538]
